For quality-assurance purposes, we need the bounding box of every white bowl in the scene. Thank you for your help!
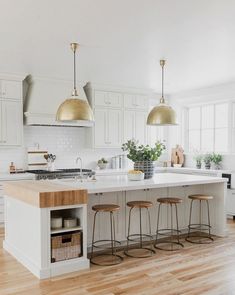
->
[51,217,63,229]
[128,173,144,181]
[64,218,77,228]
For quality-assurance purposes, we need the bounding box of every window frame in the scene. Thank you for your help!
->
[183,100,233,155]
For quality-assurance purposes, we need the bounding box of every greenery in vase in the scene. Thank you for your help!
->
[211,153,222,165]
[121,140,166,162]
[193,152,203,164]
[97,158,108,164]
[203,153,213,165]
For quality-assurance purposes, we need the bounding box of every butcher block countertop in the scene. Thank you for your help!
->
[3,180,87,208]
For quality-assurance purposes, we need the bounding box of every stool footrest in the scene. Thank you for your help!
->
[127,233,153,243]
[156,228,181,237]
[92,239,121,250]
[90,253,123,266]
[188,223,212,231]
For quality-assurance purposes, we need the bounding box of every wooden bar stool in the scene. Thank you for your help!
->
[124,200,155,258]
[90,204,123,266]
[186,194,214,244]
[155,197,184,251]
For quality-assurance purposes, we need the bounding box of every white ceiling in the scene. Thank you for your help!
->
[0,0,235,93]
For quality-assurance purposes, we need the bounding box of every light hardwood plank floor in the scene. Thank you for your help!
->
[1,220,235,295]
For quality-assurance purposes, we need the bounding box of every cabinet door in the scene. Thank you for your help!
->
[107,109,123,147]
[226,190,235,215]
[135,111,147,144]
[107,92,123,108]
[94,90,123,108]
[1,100,22,146]
[1,80,21,99]
[94,108,108,147]
[124,94,136,109]
[135,95,148,110]
[0,183,4,224]
[94,90,109,107]
[124,110,135,142]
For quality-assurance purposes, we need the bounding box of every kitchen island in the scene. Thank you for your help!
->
[3,173,227,279]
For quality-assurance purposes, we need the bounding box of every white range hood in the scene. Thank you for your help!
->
[23,75,93,127]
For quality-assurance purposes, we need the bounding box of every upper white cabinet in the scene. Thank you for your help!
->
[0,77,24,146]
[124,110,148,144]
[94,108,123,148]
[0,80,22,100]
[94,90,123,108]
[1,100,22,145]
[124,94,148,110]
[84,83,150,149]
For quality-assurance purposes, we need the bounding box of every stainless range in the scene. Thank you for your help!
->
[27,168,94,180]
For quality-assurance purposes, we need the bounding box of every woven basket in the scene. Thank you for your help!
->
[51,231,82,263]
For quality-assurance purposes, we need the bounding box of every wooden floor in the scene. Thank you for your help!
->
[1,221,235,295]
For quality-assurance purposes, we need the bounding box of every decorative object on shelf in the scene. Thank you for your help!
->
[171,145,184,167]
[211,153,222,170]
[193,151,203,169]
[44,153,56,171]
[203,153,213,170]
[64,218,77,228]
[127,170,145,181]
[51,216,63,229]
[97,158,108,169]
[147,60,177,126]
[56,43,94,122]
[122,139,165,179]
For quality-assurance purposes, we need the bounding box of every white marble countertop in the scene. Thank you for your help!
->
[0,173,35,181]
[57,172,227,194]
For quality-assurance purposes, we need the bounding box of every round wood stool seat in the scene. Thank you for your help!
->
[188,194,213,201]
[92,204,120,212]
[126,200,153,208]
[157,197,183,204]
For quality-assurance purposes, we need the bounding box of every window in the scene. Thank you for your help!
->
[187,103,229,153]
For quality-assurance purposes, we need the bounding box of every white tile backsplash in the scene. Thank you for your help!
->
[0,126,123,172]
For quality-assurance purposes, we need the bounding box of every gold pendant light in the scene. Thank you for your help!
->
[147,60,177,126]
[56,43,94,122]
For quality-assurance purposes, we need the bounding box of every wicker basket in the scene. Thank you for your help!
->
[51,231,82,263]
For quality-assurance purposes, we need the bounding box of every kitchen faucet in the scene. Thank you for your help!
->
[75,157,83,179]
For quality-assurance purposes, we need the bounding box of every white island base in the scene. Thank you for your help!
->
[3,173,227,279]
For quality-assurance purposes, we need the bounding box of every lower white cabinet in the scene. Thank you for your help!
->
[0,184,4,224]
[226,189,235,216]
[94,108,123,148]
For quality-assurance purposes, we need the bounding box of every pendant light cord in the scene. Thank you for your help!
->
[160,60,165,104]
[73,49,77,95]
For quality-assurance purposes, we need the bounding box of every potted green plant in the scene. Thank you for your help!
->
[97,158,108,169]
[193,152,203,169]
[203,153,213,170]
[121,140,166,179]
[211,153,222,170]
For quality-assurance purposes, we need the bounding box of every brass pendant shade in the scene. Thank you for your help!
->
[56,43,94,122]
[147,60,177,126]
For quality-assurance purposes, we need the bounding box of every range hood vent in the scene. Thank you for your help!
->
[23,76,93,127]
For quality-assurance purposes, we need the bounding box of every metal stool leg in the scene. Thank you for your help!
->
[91,211,98,260]
[207,200,214,241]
[124,206,155,258]
[90,210,123,266]
[155,202,184,251]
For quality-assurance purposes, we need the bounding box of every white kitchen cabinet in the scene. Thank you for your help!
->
[124,94,148,110]
[0,184,4,224]
[0,80,22,99]
[1,100,22,146]
[226,189,235,216]
[124,110,147,144]
[94,90,123,108]
[94,108,123,148]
